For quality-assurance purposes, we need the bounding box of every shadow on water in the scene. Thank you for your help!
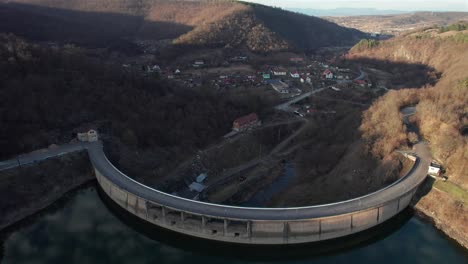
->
[96,185,415,262]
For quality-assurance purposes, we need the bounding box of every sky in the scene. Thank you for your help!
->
[244,0,468,12]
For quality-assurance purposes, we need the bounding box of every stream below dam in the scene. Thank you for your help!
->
[0,185,467,264]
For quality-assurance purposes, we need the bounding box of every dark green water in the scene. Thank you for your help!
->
[1,186,467,264]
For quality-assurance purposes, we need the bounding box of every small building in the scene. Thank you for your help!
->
[428,162,442,177]
[233,113,261,131]
[306,77,312,84]
[272,68,287,76]
[354,79,366,87]
[262,73,271,80]
[323,69,334,79]
[290,57,304,63]
[196,173,208,183]
[290,72,300,78]
[189,182,206,193]
[76,128,99,142]
[147,65,161,73]
[193,60,205,68]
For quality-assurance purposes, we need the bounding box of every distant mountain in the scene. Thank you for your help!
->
[288,8,408,17]
[325,12,468,33]
[0,0,365,52]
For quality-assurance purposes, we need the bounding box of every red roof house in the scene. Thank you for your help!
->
[233,113,261,131]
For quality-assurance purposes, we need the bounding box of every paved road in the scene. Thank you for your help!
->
[0,142,91,171]
[274,88,326,112]
[87,139,430,220]
[1,106,430,221]
[354,68,368,81]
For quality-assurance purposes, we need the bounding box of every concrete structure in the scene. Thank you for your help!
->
[428,162,442,176]
[0,105,431,245]
[88,141,431,245]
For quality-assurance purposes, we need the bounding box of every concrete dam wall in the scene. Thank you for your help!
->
[89,142,429,244]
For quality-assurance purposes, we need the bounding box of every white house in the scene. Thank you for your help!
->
[290,72,300,78]
[428,162,442,176]
[323,69,334,79]
[193,60,205,67]
[77,129,99,142]
[272,68,287,76]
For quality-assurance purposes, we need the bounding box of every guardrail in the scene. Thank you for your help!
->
[88,142,429,244]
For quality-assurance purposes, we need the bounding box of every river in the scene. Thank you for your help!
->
[1,186,467,264]
[242,161,296,207]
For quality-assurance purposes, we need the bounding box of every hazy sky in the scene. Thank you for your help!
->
[244,0,468,12]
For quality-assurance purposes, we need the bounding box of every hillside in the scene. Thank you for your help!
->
[349,24,468,247]
[327,12,468,34]
[0,33,271,186]
[349,27,467,188]
[0,0,364,52]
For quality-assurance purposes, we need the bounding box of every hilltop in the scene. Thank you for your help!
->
[0,0,364,53]
[327,12,468,34]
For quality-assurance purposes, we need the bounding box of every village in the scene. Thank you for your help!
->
[132,53,385,203]
[121,51,374,95]
[102,48,396,204]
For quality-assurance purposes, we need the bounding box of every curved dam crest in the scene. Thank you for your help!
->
[87,140,431,244]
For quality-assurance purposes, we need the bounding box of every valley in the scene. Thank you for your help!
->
[0,0,466,253]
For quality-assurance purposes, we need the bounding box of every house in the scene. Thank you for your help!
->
[290,72,300,78]
[189,182,206,193]
[262,73,271,80]
[147,65,161,73]
[323,69,334,79]
[196,173,208,183]
[233,113,261,131]
[354,79,366,87]
[290,57,304,63]
[193,60,205,67]
[428,162,442,176]
[76,128,99,142]
[272,68,287,76]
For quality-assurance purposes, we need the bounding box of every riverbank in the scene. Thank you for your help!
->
[412,178,468,248]
[0,151,94,231]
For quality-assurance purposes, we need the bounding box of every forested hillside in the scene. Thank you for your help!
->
[0,34,267,165]
[0,0,364,52]
[351,27,468,188]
